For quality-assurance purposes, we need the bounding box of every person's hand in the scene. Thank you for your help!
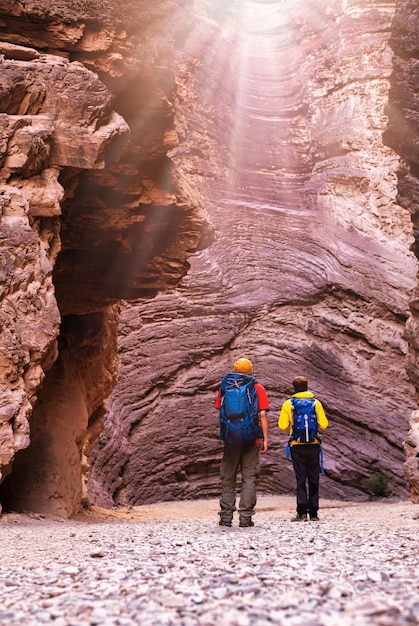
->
[259,440,268,454]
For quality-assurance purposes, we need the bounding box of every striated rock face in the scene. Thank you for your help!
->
[0,0,212,516]
[89,1,418,507]
[384,0,419,502]
[1,0,418,516]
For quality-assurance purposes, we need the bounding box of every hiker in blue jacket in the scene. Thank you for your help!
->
[215,358,269,528]
[279,376,328,522]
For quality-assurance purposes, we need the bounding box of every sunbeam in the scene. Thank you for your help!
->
[178,0,333,210]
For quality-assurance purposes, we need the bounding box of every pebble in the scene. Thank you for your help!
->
[0,497,418,625]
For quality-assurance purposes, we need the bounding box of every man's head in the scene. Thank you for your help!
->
[234,358,253,375]
[292,375,308,392]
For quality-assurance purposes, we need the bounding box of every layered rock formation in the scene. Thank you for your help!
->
[89,1,418,506]
[1,0,418,517]
[0,0,212,515]
[384,0,419,502]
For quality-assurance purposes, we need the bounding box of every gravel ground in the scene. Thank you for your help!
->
[0,495,418,626]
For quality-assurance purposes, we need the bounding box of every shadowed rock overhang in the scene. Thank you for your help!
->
[0,0,213,516]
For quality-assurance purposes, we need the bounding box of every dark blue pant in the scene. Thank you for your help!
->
[290,444,321,517]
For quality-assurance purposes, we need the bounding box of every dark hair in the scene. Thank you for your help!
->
[293,376,308,392]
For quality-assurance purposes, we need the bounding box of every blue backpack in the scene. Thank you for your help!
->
[290,397,319,443]
[219,373,262,445]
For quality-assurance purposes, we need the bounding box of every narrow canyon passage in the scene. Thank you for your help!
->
[89,1,417,508]
[1,0,418,517]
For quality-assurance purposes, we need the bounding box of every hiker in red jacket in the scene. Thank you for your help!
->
[215,358,269,528]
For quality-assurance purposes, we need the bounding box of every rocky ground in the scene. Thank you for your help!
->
[0,495,418,625]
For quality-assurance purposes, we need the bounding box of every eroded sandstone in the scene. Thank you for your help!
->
[384,0,419,502]
[1,0,418,517]
[89,0,418,507]
[0,0,212,516]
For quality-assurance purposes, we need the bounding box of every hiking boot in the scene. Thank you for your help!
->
[291,513,308,522]
[310,516,320,521]
[219,520,232,527]
[239,519,255,527]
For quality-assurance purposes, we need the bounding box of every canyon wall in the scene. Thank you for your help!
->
[89,1,418,507]
[384,0,419,502]
[0,0,418,517]
[0,0,212,516]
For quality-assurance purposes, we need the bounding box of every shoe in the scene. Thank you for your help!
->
[291,513,308,522]
[239,519,254,527]
[219,520,232,527]
[310,516,320,521]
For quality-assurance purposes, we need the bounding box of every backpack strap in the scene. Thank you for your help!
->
[320,446,325,476]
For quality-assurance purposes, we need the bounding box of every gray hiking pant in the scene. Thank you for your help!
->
[219,441,260,524]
